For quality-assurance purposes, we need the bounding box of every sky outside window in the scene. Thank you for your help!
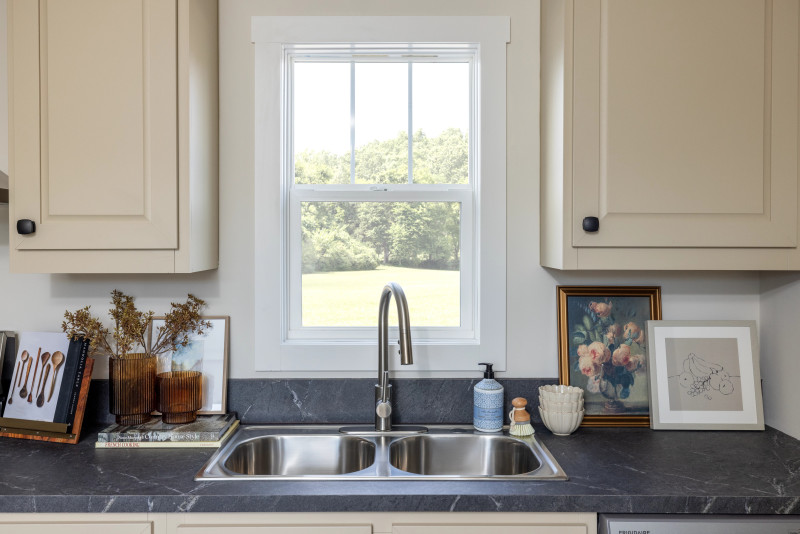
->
[293,60,469,159]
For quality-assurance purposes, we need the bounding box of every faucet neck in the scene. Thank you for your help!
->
[378,282,413,379]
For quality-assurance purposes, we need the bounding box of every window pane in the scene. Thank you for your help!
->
[301,201,460,327]
[294,63,351,184]
[354,63,409,184]
[412,63,470,184]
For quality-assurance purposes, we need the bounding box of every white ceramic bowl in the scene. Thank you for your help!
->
[539,406,584,436]
[539,385,584,403]
[540,397,579,411]
[539,398,583,413]
[539,384,582,395]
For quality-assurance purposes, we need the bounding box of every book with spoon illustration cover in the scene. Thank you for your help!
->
[1,332,88,427]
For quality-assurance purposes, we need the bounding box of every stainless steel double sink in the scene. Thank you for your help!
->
[196,425,567,481]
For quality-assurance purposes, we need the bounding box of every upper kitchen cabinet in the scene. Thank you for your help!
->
[541,0,800,270]
[7,0,218,273]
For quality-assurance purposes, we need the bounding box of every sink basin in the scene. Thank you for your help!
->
[389,434,541,476]
[223,435,376,476]
[196,425,567,481]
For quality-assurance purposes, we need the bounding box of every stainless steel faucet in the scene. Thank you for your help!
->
[375,282,413,431]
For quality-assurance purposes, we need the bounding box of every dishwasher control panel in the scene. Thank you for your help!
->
[599,514,800,534]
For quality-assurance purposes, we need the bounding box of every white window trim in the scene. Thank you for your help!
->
[253,16,509,372]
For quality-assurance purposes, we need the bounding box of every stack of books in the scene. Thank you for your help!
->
[95,412,239,448]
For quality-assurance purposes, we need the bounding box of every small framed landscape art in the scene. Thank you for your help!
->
[557,286,662,427]
[646,320,764,430]
[150,316,229,414]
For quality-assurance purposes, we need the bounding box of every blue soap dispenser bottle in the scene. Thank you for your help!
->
[474,362,504,432]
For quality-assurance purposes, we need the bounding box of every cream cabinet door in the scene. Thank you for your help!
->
[175,526,372,534]
[167,513,595,534]
[571,0,799,248]
[5,521,153,534]
[169,513,374,534]
[0,521,155,534]
[10,0,178,251]
[393,525,588,534]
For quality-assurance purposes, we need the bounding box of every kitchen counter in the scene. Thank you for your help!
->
[0,424,799,514]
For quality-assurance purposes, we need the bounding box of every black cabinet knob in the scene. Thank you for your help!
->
[16,219,36,235]
[582,217,599,232]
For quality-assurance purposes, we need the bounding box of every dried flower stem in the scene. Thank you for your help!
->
[62,306,113,356]
[148,295,212,355]
[63,291,211,358]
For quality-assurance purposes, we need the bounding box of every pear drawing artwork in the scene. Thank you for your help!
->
[677,353,734,398]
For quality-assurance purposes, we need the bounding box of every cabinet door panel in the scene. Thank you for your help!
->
[572,0,798,248]
[12,0,178,250]
[176,526,372,534]
[393,525,587,534]
[1,523,153,534]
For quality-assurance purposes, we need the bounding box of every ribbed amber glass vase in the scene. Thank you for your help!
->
[109,353,157,425]
[157,371,202,424]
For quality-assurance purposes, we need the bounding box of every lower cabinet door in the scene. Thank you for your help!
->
[167,512,596,534]
[175,527,372,534]
[0,523,154,534]
[393,525,588,534]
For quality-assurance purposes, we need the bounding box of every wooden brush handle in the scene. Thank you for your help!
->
[510,397,531,423]
[511,397,528,408]
[513,411,531,423]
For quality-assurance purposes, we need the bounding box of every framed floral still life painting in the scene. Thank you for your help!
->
[557,286,662,427]
[646,320,764,431]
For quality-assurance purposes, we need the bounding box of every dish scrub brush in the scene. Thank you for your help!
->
[509,397,534,436]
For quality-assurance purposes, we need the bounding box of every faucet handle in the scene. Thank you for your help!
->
[376,401,392,419]
[379,370,390,403]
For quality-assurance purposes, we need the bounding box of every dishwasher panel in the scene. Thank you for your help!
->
[599,514,800,534]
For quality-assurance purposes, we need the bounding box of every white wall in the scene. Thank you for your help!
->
[0,0,761,381]
[759,273,800,439]
[0,0,7,175]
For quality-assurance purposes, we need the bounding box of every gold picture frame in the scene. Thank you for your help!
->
[557,286,662,427]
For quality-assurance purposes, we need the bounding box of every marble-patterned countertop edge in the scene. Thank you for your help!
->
[2,493,800,515]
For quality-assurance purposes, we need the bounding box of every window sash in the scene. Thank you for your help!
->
[287,49,476,188]
[287,189,475,340]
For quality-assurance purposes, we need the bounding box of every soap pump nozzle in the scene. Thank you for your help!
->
[479,362,495,379]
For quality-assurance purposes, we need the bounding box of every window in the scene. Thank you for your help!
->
[253,17,509,371]
[289,50,474,341]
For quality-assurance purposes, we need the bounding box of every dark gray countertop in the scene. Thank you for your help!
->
[1,424,799,514]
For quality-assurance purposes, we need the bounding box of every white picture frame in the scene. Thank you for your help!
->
[149,316,229,414]
[646,320,764,430]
